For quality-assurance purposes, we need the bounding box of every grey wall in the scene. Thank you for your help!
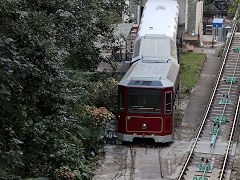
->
[187,2,197,34]
[177,0,186,25]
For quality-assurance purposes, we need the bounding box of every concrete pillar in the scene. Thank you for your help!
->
[187,1,197,34]
[195,1,203,35]
[177,0,186,25]
[195,1,203,44]
[185,0,188,31]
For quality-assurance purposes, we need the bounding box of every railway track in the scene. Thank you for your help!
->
[177,10,240,180]
[127,143,165,180]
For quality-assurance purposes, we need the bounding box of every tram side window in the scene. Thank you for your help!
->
[119,90,125,112]
[165,91,172,114]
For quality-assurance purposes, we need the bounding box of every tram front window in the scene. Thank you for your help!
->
[127,88,162,113]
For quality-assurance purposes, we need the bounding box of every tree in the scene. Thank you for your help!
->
[227,0,240,18]
[0,0,128,178]
[0,31,84,180]
[0,0,128,71]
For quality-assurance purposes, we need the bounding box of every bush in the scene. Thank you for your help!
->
[84,105,115,130]
[0,0,127,178]
[89,77,119,113]
[0,29,102,180]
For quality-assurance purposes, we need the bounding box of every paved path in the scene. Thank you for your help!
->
[93,141,189,180]
[181,46,222,127]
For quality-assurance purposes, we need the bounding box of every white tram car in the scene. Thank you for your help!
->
[117,0,180,143]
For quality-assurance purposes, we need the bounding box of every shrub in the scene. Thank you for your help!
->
[89,77,118,113]
[84,105,115,130]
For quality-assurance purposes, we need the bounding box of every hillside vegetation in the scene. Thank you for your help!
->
[0,1,127,179]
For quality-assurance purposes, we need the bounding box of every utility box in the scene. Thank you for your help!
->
[212,18,223,28]
[212,18,224,42]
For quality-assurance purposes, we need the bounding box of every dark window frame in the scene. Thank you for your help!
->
[165,91,172,114]
[127,88,163,114]
[119,90,125,112]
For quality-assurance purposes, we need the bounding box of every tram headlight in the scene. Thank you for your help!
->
[142,123,147,130]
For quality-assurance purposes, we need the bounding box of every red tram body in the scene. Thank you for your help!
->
[116,0,180,143]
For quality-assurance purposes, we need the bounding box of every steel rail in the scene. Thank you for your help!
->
[130,145,134,180]
[210,50,240,149]
[158,147,164,179]
[202,49,240,179]
[219,94,240,180]
[177,9,239,180]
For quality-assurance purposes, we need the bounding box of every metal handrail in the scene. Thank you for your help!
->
[219,95,240,180]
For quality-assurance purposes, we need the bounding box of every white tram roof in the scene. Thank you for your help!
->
[131,0,179,64]
[137,0,179,40]
[120,0,180,88]
[119,60,180,88]
[132,35,178,64]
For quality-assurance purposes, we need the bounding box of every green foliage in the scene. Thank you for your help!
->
[0,0,128,71]
[227,0,240,18]
[65,70,123,111]
[84,106,115,129]
[0,35,94,180]
[89,77,119,113]
[0,0,127,179]
[180,52,206,94]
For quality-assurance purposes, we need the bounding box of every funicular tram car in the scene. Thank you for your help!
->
[116,0,180,143]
